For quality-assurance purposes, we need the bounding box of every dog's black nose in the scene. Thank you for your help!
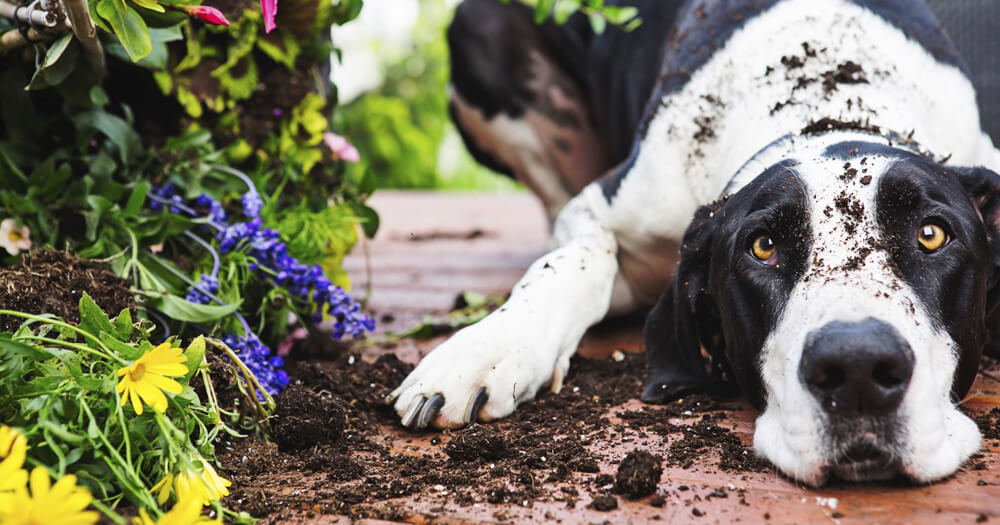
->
[799,318,914,415]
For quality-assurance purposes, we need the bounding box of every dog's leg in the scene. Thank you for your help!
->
[447,0,612,221]
[389,185,620,429]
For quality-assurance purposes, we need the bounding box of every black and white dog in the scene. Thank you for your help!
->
[388,0,1000,485]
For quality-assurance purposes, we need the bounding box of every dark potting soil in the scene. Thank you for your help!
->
[614,450,663,499]
[216,348,777,521]
[270,385,346,451]
[0,251,134,332]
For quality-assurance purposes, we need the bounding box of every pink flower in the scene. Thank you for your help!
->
[323,132,360,163]
[0,219,31,255]
[260,0,277,33]
[185,5,230,26]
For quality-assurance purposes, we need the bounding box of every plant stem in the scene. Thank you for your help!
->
[0,310,124,364]
[61,0,106,76]
[206,337,274,420]
[147,194,226,230]
[21,335,117,362]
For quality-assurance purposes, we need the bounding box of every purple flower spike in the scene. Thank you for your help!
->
[242,191,264,219]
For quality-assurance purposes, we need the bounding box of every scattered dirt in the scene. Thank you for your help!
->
[801,117,882,136]
[614,450,663,499]
[588,494,619,511]
[0,251,134,332]
[215,350,772,521]
[833,190,865,236]
[976,407,1000,441]
[821,61,869,93]
[403,229,491,242]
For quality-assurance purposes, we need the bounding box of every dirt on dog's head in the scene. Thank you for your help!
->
[643,132,1000,485]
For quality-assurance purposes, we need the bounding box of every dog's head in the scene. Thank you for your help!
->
[643,134,1000,485]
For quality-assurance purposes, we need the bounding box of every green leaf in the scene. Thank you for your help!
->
[50,349,104,391]
[73,110,142,165]
[153,295,242,323]
[588,12,607,34]
[112,308,133,340]
[90,86,109,106]
[534,0,555,23]
[552,1,579,24]
[182,335,205,382]
[122,181,149,218]
[78,293,114,342]
[600,6,638,25]
[27,33,78,90]
[350,202,380,239]
[131,0,165,13]
[99,331,144,360]
[97,0,153,61]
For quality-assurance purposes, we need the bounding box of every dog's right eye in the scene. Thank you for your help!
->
[751,235,779,265]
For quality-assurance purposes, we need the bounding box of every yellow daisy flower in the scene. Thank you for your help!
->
[0,425,28,516]
[116,342,189,415]
[1,466,98,525]
[132,497,222,525]
[151,462,231,506]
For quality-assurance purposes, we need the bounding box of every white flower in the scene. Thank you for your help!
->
[0,219,31,255]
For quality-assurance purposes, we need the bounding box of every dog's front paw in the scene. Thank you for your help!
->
[386,317,567,430]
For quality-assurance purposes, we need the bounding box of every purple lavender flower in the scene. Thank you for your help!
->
[216,219,375,340]
[195,193,229,223]
[185,273,219,304]
[146,173,374,399]
[149,184,184,212]
[222,331,289,397]
[242,191,264,219]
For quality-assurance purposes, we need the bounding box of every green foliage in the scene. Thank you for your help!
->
[0,0,375,519]
[338,1,519,191]
[502,0,642,32]
[264,201,359,288]
[0,295,264,522]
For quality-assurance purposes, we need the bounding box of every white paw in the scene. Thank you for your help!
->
[387,314,567,429]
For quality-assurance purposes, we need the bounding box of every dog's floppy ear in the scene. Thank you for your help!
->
[641,203,726,403]
[956,166,1000,356]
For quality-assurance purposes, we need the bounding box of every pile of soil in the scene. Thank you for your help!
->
[215,348,776,521]
[614,450,662,499]
[0,251,134,332]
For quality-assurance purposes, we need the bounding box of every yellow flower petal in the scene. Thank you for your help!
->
[3,467,97,525]
[29,465,50,496]
[146,363,189,377]
[130,387,145,415]
[133,508,155,525]
[135,381,169,413]
[143,373,184,395]
[151,472,173,506]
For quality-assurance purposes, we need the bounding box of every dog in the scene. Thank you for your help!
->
[387,0,1000,485]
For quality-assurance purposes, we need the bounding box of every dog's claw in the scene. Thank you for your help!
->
[416,394,445,428]
[464,387,489,424]
[385,388,401,405]
[401,395,426,428]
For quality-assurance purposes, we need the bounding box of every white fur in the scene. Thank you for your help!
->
[750,138,981,485]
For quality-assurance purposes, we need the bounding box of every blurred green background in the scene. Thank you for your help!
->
[331,0,521,191]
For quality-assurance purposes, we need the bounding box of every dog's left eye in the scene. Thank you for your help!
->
[751,235,779,265]
[917,223,949,253]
